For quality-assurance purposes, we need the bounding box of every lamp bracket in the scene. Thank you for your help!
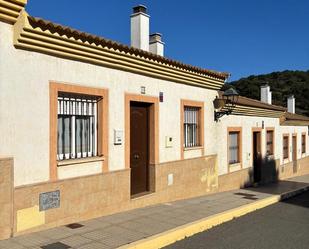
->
[214,110,232,122]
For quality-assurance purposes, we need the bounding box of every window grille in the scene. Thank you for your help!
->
[229,132,240,164]
[266,131,274,156]
[184,107,200,148]
[57,93,100,161]
[302,134,306,154]
[283,136,289,159]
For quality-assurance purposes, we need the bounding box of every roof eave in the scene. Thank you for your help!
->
[13,12,227,90]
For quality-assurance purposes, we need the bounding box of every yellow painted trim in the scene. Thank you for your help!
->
[21,28,223,87]
[222,104,285,118]
[16,205,45,232]
[118,195,284,249]
[13,11,226,90]
[0,12,16,23]
[0,1,24,11]
[17,40,223,90]
[19,33,221,89]
[281,120,309,126]
[0,0,26,6]
[15,0,27,5]
[24,25,223,82]
[0,0,26,24]
[0,6,19,17]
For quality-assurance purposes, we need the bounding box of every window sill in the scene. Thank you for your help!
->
[57,156,104,167]
[229,162,242,173]
[183,146,203,151]
[229,162,241,167]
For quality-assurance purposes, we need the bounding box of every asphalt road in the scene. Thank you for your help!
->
[165,191,309,249]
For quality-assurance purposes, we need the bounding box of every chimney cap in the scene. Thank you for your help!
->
[261,83,269,88]
[133,5,147,14]
[288,94,295,99]
[150,33,162,43]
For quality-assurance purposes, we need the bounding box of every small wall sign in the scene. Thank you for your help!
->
[141,86,146,94]
[159,92,164,102]
[39,190,60,211]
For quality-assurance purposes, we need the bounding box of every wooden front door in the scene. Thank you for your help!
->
[130,102,149,195]
[292,135,297,173]
[253,131,262,183]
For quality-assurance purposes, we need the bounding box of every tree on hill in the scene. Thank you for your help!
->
[222,70,309,116]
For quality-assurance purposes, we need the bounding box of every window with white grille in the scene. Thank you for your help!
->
[57,93,100,161]
[183,106,200,148]
[229,132,240,164]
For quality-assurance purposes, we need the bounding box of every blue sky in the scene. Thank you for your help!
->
[26,0,309,81]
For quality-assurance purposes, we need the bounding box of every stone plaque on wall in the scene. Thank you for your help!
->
[39,190,60,211]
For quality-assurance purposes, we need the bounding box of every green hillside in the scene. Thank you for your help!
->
[222,70,309,116]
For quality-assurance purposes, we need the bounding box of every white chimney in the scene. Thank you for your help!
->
[260,84,272,105]
[131,5,149,51]
[149,33,164,56]
[287,95,295,113]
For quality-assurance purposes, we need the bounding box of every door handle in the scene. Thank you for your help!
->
[134,154,140,159]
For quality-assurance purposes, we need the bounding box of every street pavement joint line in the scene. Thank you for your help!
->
[117,186,308,249]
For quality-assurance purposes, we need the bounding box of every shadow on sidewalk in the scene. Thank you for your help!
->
[239,156,309,208]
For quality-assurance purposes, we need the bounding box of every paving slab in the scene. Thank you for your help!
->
[77,242,111,249]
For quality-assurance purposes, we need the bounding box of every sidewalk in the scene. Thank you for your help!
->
[1,175,309,249]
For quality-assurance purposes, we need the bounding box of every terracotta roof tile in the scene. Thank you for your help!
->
[284,112,309,121]
[236,95,286,111]
[27,15,229,80]
[218,91,286,112]
[219,91,309,122]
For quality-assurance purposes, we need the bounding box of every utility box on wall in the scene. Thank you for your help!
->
[167,173,173,186]
[114,130,123,145]
[165,136,173,148]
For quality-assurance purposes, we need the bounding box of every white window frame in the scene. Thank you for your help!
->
[57,94,98,161]
[183,106,200,148]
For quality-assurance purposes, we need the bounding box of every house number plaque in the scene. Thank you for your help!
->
[39,190,60,211]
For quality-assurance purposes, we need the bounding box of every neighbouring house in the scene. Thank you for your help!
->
[0,1,308,240]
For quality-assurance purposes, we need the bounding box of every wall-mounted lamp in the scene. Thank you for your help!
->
[213,88,239,122]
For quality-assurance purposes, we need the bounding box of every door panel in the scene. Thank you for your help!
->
[253,132,262,183]
[130,103,149,195]
[292,136,297,173]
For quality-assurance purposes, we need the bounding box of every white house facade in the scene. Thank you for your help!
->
[0,0,308,239]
